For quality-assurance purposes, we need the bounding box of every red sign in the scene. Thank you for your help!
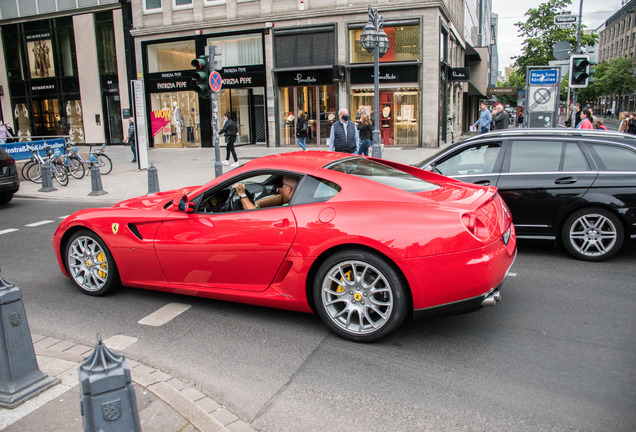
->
[209,71,222,92]
[151,110,171,137]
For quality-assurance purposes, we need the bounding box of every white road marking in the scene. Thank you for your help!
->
[138,303,192,327]
[59,215,70,219]
[104,335,138,351]
[24,220,54,227]
[0,229,19,235]
[508,273,517,277]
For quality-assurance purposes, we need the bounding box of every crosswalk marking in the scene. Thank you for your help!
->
[59,215,70,219]
[508,273,517,277]
[138,303,192,327]
[104,335,138,351]
[0,229,19,235]
[24,220,54,227]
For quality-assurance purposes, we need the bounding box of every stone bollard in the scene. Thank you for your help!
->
[38,162,57,193]
[147,163,160,194]
[0,272,59,408]
[78,334,141,432]
[88,163,108,196]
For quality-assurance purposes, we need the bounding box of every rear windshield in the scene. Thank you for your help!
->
[326,157,439,193]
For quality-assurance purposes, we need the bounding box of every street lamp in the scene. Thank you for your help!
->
[360,5,390,158]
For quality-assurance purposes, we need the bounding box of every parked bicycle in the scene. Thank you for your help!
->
[62,143,85,179]
[25,144,69,186]
[85,144,112,175]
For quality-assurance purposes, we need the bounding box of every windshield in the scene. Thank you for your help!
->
[326,157,439,193]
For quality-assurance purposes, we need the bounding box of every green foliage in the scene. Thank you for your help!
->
[496,70,525,105]
[594,57,636,98]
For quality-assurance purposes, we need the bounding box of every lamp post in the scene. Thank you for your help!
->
[360,5,390,158]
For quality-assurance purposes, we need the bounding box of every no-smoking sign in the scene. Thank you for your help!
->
[209,71,222,92]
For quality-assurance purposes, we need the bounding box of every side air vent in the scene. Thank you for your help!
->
[128,224,143,240]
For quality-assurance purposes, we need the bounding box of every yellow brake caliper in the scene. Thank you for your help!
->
[336,270,353,293]
[96,251,107,278]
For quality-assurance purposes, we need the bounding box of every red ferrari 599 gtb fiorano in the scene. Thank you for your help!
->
[53,152,516,342]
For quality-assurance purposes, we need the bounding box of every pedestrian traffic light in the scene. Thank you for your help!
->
[191,55,210,98]
[569,54,591,88]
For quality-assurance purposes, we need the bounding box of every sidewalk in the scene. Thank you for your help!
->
[14,144,447,203]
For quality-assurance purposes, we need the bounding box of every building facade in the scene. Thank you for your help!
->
[0,0,133,145]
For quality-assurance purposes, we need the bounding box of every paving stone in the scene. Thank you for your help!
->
[31,334,46,343]
[48,341,76,352]
[38,358,77,377]
[35,337,61,349]
[211,409,238,426]
[166,378,188,391]
[126,358,140,368]
[181,387,206,402]
[139,398,191,432]
[149,370,172,382]
[132,363,156,375]
[63,344,93,356]
[226,419,257,432]
[195,397,221,413]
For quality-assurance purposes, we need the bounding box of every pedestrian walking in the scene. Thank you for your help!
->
[4,122,15,143]
[517,111,524,128]
[606,109,612,119]
[220,112,239,167]
[127,117,136,162]
[296,110,308,151]
[492,104,509,130]
[619,112,629,133]
[0,121,12,144]
[571,104,581,128]
[328,108,360,154]
[473,101,492,134]
[629,113,636,135]
[357,113,373,156]
[592,119,608,130]
[576,109,593,129]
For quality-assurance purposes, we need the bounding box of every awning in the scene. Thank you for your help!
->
[465,44,481,62]
[466,80,486,97]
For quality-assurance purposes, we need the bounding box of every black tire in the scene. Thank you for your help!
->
[65,229,120,296]
[69,157,85,179]
[0,193,13,205]
[21,160,35,180]
[313,249,409,342]
[562,207,624,262]
[26,162,43,183]
[97,154,112,175]
[53,163,69,186]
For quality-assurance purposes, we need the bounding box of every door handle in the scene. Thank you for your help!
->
[475,180,491,186]
[273,219,289,228]
[555,177,577,184]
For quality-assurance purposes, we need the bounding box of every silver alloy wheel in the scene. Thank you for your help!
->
[568,213,618,257]
[321,260,393,335]
[67,235,109,292]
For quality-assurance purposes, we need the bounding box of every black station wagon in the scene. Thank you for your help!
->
[417,129,636,261]
[0,146,19,205]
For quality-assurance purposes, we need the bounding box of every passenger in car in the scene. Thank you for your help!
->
[232,176,298,210]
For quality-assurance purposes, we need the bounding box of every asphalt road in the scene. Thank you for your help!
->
[1,198,635,431]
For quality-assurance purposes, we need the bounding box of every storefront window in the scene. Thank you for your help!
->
[55,18,77,77]
[147,40,196,73]
[149,91,200,147]
[350,26,419,63]
[278,85,336,147]
[63,99,86,143]
[217,88,250,144]
[207,34,263,68]
[2,27,24,81]
[95,12,117,75]
[12,103,32,140]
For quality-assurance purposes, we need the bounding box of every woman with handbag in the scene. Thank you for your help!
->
[296,110,308,151]
[357,113,373,156]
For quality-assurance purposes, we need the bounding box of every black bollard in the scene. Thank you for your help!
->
[147,163,160,194]
[0,272,59,408]
[78,334,141,432]
[38,162,57,192]
[88,163,108,196]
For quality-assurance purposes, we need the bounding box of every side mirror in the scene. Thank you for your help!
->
[175,195,195,213]
[423,164,433,172]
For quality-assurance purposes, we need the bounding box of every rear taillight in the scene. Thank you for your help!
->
[462,213,489,241]
[4,156,15,165]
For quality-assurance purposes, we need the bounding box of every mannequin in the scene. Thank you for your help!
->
[186,108,195,143]
[172,101,182,142]
[162,102,172,143]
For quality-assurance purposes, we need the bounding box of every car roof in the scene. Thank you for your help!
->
[460,129,636,147]
[241,150,353,173]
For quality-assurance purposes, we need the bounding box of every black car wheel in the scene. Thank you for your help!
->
[562,207,624,262]
[66,229,120,296]
[313,249,409,342]
[0,192,13,205]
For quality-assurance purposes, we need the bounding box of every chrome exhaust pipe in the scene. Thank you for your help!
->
[481,291,501,307]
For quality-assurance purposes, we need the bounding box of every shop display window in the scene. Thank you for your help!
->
[147,40,196,73]
[2,29,25,81]
[350,26,419,64]
[95,12,117,75]
[12,103,32,141]
[278,85,336,147]
[55,24,77,77]
[63,100,86,143]
[206,34,263,68]
[149,91,200,148]
[217,88,251,144]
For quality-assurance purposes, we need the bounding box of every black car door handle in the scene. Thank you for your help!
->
[555,177,577,184]
[475,180,491,186]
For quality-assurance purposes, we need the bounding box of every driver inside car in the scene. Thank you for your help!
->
[232,176,298,210]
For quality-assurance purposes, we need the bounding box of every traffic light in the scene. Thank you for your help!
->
[191,55,210,98]
[569,54,591,88]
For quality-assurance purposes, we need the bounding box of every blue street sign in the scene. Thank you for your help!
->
[529,70,558,85]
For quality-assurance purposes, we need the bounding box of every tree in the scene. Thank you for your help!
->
[513,0,598,82]
[591,57,636,111]
[576,60,609,104]
[496,70,525,106]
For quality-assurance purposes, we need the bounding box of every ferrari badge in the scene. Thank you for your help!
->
[112,223,119,234]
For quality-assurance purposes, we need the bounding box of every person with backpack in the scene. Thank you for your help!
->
[296,110,308,151]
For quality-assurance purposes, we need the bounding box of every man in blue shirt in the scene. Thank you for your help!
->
[473,101,492,134]
[328,108,360,153]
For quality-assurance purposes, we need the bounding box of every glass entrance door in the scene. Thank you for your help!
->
[297,86,317,145]
[104,94,123,144]
[278,85,336,147]
[32,99,61,137]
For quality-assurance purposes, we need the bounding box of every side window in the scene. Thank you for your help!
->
[435,143,501,176]
[586,143,636,171]
[509,140,561,173]
[293,176,341,205]
[562,142,589,171]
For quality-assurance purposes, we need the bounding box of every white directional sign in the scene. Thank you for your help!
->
[554,15,577,24]
[528,86,557,113]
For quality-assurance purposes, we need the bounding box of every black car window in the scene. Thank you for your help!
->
[562,142,589,171]
[586,143,636,171]
[293,175,341,205]
[435,143,501,176]
[509,140,561,173]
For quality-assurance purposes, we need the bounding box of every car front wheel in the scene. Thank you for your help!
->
[313,249,408,342]
[66,230,120,295]
[562,207,624,262]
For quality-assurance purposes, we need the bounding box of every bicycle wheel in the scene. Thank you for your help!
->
[97,154,112,175]
[21,160,35,180]
[69,157,85,179]
[26,162,43,184]
[53,163,69,186]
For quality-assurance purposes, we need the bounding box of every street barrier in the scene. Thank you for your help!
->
[88,163,107,196]
[38,162,57,193]
[0,272,59,408]
[78,334,141,432]
[148,163,160,194]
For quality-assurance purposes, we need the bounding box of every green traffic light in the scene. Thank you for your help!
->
[191,55,210,98]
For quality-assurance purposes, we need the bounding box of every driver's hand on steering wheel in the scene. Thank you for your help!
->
[232,183,246,195]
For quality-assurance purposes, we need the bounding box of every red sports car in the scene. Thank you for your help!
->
[53,152,516,342]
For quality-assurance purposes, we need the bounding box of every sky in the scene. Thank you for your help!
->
[492,0,622,72]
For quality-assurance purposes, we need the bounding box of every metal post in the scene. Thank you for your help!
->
[571,0,584,128]
[372,43,381,158]
[208,45,223,178]
[88,163,108,196]
[38,161,57,192]
[147,163,160,194]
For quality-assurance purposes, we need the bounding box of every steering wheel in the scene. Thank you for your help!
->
[228,187,238,211]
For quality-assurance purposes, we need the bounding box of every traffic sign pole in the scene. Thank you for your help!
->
[571,0,584,129]
[206,45,223,178]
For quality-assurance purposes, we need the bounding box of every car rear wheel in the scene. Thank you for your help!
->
[313,249,408,342]
[0,192,13,205]
[562,207,624,262]
[66,230,120,296]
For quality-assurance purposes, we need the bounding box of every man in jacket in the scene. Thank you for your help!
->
[127,117,136,163]
[493,105,509,130]
[473,101,492,134]
[220,112,239,167]
[328,108,359,153]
